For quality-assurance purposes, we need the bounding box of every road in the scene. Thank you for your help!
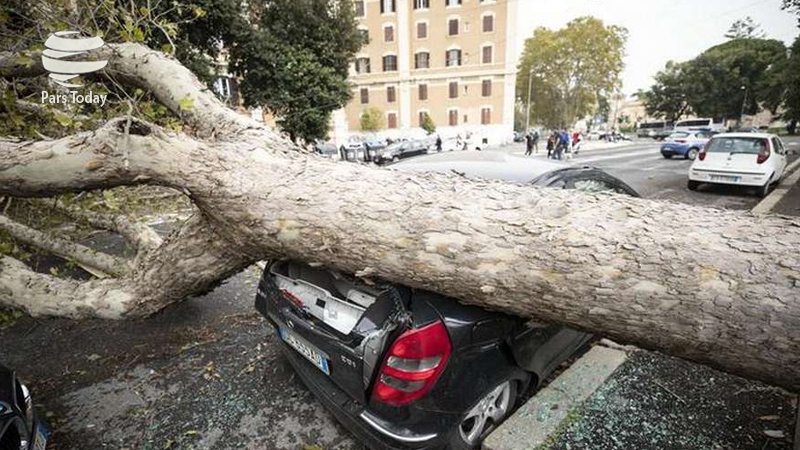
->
[1,136,798,450]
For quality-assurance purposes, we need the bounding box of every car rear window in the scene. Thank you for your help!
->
[706,137,768,154]
[669,132,689,139]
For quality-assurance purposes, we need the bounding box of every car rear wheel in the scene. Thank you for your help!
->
[662,153,672,159]
[687,180,700,191]
[686,148,699,160]
[758,180,771,198]
[449,379,517,450]
[392,156,400,163]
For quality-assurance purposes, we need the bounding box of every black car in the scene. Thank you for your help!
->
[255,153,639,450]
[373,140,429,165]
[0,365,47,450]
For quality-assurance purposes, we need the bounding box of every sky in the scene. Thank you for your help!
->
[515,0,799,96]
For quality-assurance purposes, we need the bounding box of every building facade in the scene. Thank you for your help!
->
[336,0,517,146]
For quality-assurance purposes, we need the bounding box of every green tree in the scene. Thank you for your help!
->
[724,17,766,39]
[783,36,800,131]
[360,107,384,132]
[517,17,627,129]
[638,61,691,122]
[420,112,436,134]
[231,0,363,143]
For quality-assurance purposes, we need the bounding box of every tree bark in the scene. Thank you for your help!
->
[0,44,798,392]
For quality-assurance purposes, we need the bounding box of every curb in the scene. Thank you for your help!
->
[483,343,629,450]
[752,157,800,215]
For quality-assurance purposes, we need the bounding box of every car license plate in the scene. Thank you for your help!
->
[279,326,330,375]
[711,175,740,182]
[33,423,48,450]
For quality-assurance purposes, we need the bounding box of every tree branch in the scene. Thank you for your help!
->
[51,202,163,253]
[0,214,129,277]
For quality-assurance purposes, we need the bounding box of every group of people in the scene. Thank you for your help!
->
[525,129,583,160]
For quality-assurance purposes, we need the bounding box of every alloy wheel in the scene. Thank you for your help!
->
[458,381,513,445]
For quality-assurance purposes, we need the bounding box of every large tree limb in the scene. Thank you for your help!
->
[0,214,130,277]
[52,202,163,253]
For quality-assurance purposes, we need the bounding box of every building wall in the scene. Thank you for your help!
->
[342,0,516,145]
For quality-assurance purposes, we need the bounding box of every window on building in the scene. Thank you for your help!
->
[387,86,396,102]
[481,108,491,124]
[482,45,493,64]
[417,22,427,39]
[356,57,370,74]
[383,55,397,71]
[449,81,458,98]
[414,52,430,69]
[414,0,429,9]
[482,79,492,96]
[448,109,458,126]
[463,114,468,123]
[483,14,494,32]
[384,25,394,42]
[419,111,427,126]
[380,0,396,13]
[448,18,459,35]
[419,83,428,100]
[388,113,398,128]
[214,77,231,98]
[446,0,461,6]
[355,0,365,17]
[446,49,461,67]
[360,88,369,104]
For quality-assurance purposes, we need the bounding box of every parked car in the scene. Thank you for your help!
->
[255,152,639,450]
[364,136,389,161]
[373,140,429,165]
[0,364,47,450]
[660,130,717,160]
[687,133,788,197]
[313,140,338,158]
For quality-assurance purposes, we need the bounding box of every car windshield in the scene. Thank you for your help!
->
[705,137,768,154]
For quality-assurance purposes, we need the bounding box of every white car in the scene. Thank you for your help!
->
[687,133,788,197]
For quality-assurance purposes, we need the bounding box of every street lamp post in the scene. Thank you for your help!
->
[525,68,534,133]
[740,85,748,125]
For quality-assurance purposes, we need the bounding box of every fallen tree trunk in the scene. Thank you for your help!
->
[0,44,798,392]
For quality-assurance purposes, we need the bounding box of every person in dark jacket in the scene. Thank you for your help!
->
[546,132,555,158]
[525,133,533,156]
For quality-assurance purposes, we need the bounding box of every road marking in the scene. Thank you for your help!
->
[577,149,659,163]
[752,158,800,214]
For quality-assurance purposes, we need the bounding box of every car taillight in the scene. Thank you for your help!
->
[280,288,304,308]
[372,320,452,406]
[698,149,706,161]
[675,139,686,143]
[757,146,770,164]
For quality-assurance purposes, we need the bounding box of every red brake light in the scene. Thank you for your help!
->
[372,321,452,406]
[675,139,686,143]
[757,145,770,164]
[698,150,706,161]
[280,289,304,308]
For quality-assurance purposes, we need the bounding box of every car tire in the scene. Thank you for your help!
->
[662,153,672,159]
[447,379,518,450]
[687,180,700,191]
[758,180,771,198]
[391,156,400,163]
[686,148,699,160]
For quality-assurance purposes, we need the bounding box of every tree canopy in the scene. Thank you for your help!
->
[640,37,788,122]
[359,106,384,132]
[516,17,627,129]
[724,16,766,40]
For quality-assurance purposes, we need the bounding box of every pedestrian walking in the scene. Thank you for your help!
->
[532,130,540,153]
[546,132,555,159]
[436,134,442,152]
[525,133,533,156]
[572,131,582,155]
[556,129,570,160]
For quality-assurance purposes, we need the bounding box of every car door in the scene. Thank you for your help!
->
[772,137,788,179]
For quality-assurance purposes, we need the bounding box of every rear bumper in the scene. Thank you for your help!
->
[688,168,770,186]
[278,341,443,450]
[660,145,688,156]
